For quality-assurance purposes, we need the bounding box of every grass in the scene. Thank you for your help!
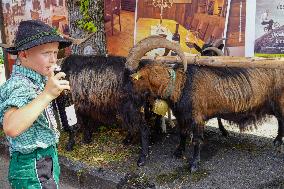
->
[58,127,139,168]
[0,122,138,169]
[255,53,284,58]
[155,166,209,185]
[0,129,5,138]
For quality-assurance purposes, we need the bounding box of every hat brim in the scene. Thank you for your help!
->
[5,35,72,55]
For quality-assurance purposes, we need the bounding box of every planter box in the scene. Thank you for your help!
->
[0,64,6,85]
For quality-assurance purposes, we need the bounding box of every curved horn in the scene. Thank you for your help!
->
[62,33,95,45]
[212,38,225,48]
[126,35,187,72]
[205,37,213,45]
[203,47,224,56]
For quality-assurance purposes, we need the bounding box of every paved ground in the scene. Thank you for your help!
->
[1,117,284,189]
[114,117,284,189]
[0,155,10,189]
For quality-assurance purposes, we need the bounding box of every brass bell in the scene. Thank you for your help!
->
[152,99,168,116]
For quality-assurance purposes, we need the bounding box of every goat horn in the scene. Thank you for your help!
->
[212,38,226,48]
[62,33,95,45]
[203,47,224,56]
[205,37,213,45]
[126,35,187,72]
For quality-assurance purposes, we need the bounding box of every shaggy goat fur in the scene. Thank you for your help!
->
[60,55,151,165]
[132,62,284,171]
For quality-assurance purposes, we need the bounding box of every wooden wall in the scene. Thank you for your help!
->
[137,0,227,31]
[137,0,193,27]
[226,0,246,47]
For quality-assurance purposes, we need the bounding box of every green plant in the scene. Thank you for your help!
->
[0,48,4,65]
[76,0,97,33]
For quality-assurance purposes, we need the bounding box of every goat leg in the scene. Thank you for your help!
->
[66,128,76,151]
[190,138,202,173]
[274,119,284,148]
[218,118,229,137]
[174,130,187,159]
[189,124,203,173]
[81,118,94,144]
[137,122,150,167]
[150,115,163,144]
[123,131,135,145]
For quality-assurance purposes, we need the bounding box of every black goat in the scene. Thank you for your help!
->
[57,36,188,166]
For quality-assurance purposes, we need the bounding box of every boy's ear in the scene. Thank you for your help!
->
[18,51,27,59]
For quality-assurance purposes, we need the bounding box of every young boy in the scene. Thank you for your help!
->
[0,20,72,188]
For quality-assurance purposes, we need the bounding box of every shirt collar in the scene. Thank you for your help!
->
[11,65,47,88]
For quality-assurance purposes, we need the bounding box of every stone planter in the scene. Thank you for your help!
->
[0,64,6,85]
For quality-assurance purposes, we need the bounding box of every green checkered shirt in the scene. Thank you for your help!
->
[0,65,60,154]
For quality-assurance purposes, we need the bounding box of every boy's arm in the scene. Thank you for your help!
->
[3,72,70,138]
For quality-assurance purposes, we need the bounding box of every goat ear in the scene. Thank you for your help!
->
[193,43,202,53]
[131,73,141,80]
[218,44,224,50]
[138,59,151,68]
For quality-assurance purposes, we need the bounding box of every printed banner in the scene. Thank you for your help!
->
[254,0,284,57]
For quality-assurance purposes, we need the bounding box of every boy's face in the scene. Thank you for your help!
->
[19,42,59,76]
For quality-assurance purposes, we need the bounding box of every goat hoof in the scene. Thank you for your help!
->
[273,138,283,147]
[189,162,199,173]
[82,137,92,144]
[173,149,183,159]
[137,156,146,167]
[122,137,132,146]
[222,130,229,137]
[65,143,74,151]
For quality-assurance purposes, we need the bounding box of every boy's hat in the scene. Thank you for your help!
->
[3,20,72,55]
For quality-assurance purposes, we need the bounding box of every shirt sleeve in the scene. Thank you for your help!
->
[0,79,37,124]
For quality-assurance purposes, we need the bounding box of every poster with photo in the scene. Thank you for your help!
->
[1,0,69,71]
[254,0,284,57]
[104,0,248,57]
[133,0,248,57]
[135,0,229,57]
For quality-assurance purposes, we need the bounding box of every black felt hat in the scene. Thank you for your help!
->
[4,20,72,55]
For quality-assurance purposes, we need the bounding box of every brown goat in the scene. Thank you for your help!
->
[129,61,284,172]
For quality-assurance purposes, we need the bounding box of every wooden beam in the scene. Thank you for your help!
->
[151,55,284,70]
[173,0,192,3]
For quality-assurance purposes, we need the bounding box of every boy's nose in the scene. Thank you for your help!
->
[50,54,57,63]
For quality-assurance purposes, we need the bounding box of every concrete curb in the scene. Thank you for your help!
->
[0,137,124,189]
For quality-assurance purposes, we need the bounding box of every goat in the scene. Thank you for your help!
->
[128,48,284,172]
[193,38,229,137]
[58,36,188,166]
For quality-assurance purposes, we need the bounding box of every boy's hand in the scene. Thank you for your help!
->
[43,71,70,101]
